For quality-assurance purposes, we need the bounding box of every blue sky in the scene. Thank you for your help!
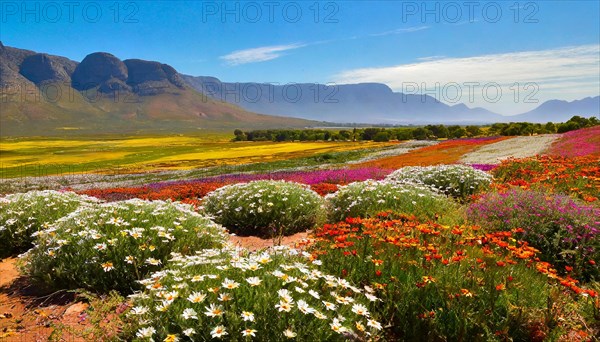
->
[2,0,599,114]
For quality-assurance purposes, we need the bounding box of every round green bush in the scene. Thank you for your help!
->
[0,190,99,258]
[22,199,227,293]
[202,180,326,237]
[326,180,460,223]
[386,164,492,201]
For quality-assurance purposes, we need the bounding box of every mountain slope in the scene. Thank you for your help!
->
[0,44,316,136]
[510,97,600,122]
[182,75,503,124]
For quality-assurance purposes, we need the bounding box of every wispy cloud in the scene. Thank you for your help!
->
[369,26,430,37]
[220,43,306,66]
[334,44,600,114]
[220,26,427,66]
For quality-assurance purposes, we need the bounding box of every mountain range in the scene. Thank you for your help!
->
[1,42,598,136]
[0,42,314,136]
[182,75,599,124]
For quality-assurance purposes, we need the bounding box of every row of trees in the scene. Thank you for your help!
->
[488,116,599,136]
[233,116,598,142]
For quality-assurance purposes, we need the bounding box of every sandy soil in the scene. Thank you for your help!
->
[228,231,313,251]
[0,258,87,341]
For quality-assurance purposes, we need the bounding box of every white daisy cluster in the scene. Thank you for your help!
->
[20,199,227,292]
[203,180,325,237]
[385,164,492,200]
[326,179,452,222]
[128,245,383,341]
[0,190,99,257]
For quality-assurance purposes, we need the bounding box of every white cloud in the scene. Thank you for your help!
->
[220,43,305,66]
[220,26,427,66]
[334,44,600,115]
[369,26,430,37]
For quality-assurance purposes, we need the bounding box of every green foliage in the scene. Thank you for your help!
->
[465,125,483,137]
[203,180,326,237]
[372,131,390,142]
[22,199,227,293]
[0,190,99,258]
[487,116,599,136]
[557,115,600,133]
[425,124,449,138]
[234,116,599,143]
[326,180,460,223]
[386,164,493,201]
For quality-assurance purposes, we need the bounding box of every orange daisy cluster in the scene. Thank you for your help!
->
[492,155,600,203]
[311,212,597,298]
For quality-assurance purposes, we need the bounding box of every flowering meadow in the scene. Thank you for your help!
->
[312,213,598,340]
[80,168,392,205]
[492,155,600,203]
[353,136,509,169]
[547,126,600,157]
[1,128,599,340]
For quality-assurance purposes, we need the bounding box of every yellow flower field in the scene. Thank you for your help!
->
[0,134,393,177]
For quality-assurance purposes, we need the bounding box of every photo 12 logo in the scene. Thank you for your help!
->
[0,82,173,104]
[401,82,540,104]
[0,1,139,23]
[199,82,340,104]
[200,1,339,23]
[400,1,539,23]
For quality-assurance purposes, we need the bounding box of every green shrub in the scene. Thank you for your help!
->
[125,246,383,341]
[21,199,227,293]
[386,164,492,201]
[202,180,326,237]
[326,180,460,223]
[0,190,99,258]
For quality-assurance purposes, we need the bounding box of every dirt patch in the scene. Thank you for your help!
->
[0,258,87,341]
[0,259,19,288]
[228,231,313,251]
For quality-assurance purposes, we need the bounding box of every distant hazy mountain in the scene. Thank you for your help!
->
[182,75,504,124]
[0,43,315,136]
[509,97,600,122]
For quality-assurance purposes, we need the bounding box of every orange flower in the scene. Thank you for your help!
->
[372,259,384,266]
[451,228,463,235]
[495,284,506,291]
[460,289,473,297]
